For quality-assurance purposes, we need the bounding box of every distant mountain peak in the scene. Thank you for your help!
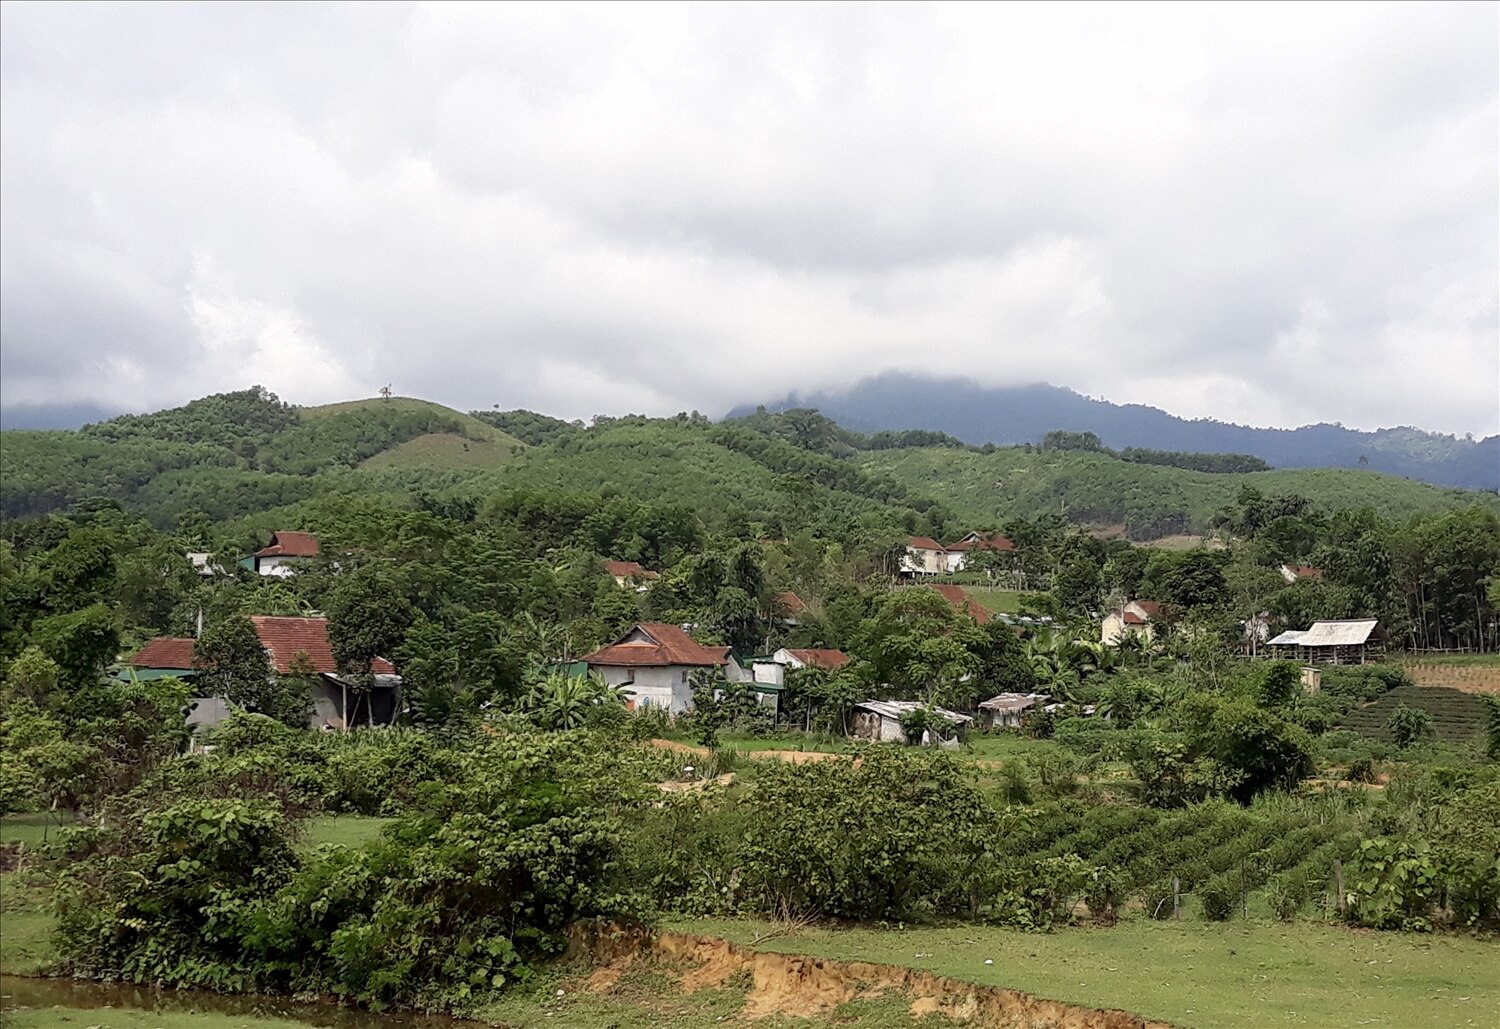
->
[727,373,1498,491]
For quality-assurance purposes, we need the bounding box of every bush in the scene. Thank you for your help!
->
[1198,875,1237,921]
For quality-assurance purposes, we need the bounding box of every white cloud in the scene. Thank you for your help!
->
[0,1,1494,435]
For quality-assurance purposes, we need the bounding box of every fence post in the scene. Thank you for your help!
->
[1172,876,1180,920]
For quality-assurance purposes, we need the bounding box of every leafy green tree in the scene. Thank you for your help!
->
[2,646,62,708]
[326,567,417,677]
[31,604,119,689]
[1385,704,1434,749]
[193,614,305,726]
[852,589,982,707]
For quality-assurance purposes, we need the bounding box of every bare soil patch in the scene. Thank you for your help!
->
[568,924,1172,1028]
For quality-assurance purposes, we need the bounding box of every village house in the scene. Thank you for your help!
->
[246,531,320,577]
[1266,619,1382,665]
[748,647,850,688]
[851,699,972,745]
[579,622,730,714]
[604,560,659,591]
[900,536,948,576]
[943,531,1016,573]
[127,616,399,731]
[1101,599,1160,645]
[977,692,1048,729]
[773,591,808,624]
[925,583,992,624]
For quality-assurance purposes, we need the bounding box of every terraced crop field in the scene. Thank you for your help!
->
[1338,684,1489,742]
[1403,661,1500,694]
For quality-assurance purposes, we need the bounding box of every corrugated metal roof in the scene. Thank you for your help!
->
[854,699,973,725]
[1299,619,1379,646]
[979,692,1046,712]
[1266,630,1307,646]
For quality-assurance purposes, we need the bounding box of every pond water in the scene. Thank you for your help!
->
[0,974,478,1028]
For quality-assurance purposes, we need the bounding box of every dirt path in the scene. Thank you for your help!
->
[647,738,853,764]
[570,924,1172,1028]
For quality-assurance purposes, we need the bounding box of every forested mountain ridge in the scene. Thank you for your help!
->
[2,386,1495,542]
[729,374,1500,491]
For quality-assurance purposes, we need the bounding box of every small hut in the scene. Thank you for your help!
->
[851,700,972,744]
[1267,620,1381,665]
[977,692,1048,729]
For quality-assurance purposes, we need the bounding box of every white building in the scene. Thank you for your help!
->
[579,623,730,714]
[900,536,948,576]
[250,531,321,577]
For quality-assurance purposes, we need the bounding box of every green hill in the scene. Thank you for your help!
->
[3,388,1494,540]
[855,446,1500,540]
[0,389,526,522]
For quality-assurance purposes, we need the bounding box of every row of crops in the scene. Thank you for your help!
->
[995,800,1361,920]
[1338,685,1488,742]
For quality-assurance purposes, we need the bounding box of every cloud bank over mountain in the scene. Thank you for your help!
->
[2,4,1495,435]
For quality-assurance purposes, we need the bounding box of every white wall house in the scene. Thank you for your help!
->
[943,531,1017,573]
[250,531,321,577]
[579,622,730,714]
[900,536,948,576]
[1101,600,1160,645]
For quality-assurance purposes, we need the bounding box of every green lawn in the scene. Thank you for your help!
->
[0,812,73,850]
[0,872,54,975]
[961,732,1060,760]
[671,917,1500,1029]
[963,587,1044,615]
[297,814,392,851]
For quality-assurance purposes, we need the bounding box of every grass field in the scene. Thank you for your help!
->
[297,814,393,851]
[673,917,1500,1029]
[962,587,1043,615]
[0,812,70,850]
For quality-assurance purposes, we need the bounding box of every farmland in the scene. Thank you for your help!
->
[1338,685,1490,743]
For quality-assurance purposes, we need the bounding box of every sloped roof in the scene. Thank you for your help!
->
[130,618,394,676]
[854,699,973,725]
[775,591,808,614]
[1266,630,1307,646]
[254,531,320,558]
[907,536,947,552]
[1299,619,1379,647]
[604,560,658,580]
[782,648,849,670]
[129,637,197,670]
[947,532,1016,553]
[979,692,1046,713]
[249,616,395,675]
[580,623,728,668]
[1281,564,1324,580]
[925,584,992,624]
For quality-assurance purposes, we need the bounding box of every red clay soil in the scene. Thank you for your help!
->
[570,924,1174,1028]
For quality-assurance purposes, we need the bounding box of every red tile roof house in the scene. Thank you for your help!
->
[604,560,660,591]
[578,623,730,714]
[943,531,1017,573]
[773,591,809,624]
[747,647,852,689]
[900,536,949,576]
[1101,600,1161,645]
[128,616,397,732]
[250,531,321,578]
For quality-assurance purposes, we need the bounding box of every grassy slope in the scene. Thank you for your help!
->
[858,447,1500,534]
[674,917,1500,1029]
[482,423,896,525]
[300,397,527,473]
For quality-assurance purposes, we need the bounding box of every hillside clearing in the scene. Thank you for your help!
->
[359,431,523,471]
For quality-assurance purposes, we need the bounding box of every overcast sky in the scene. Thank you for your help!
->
[2,2,1496,435]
